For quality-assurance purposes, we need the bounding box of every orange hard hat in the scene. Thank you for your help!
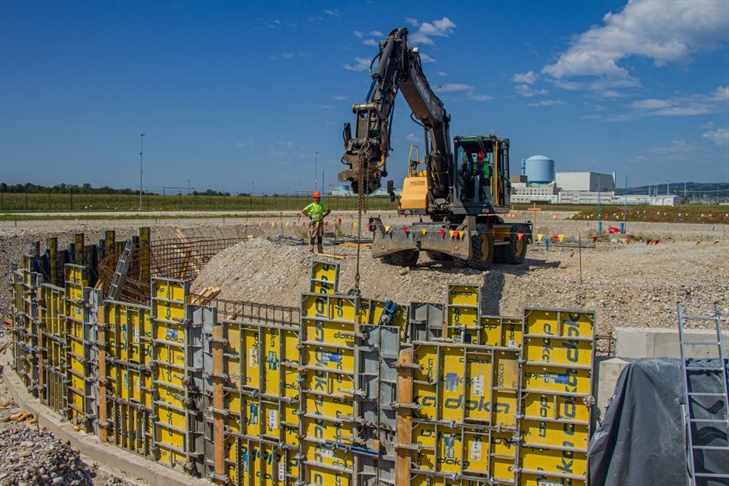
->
[313,191,321,198]
[477,151,486,160]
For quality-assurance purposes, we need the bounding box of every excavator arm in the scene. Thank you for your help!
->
[339,27,452,198]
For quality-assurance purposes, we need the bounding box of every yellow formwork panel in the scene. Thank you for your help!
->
[525,309,595,340]
[152,278,189,304]
[413,345,519,427]
[521,418,589,449]
[520,445,587,481]
[480,316,523,348]
[358,298,407,331]
[226,438,296,486]
[310,260,340,294]
[522,393,591,424]
[302,441,353,476]
[303,393,353,427]
[105,302,152,365]
[521,474,585,486]
[522,365,592,395]
[301,294,358,323]
[226,396,285,440]
[524,337,593,368]
[110,401,152,456]
[410,423,464,475]
[156,362,187,390]
[303,345,354,373]
[301,366,355,400]
[156,442,188,471]
[447,284,480,307]
[304,463,352,486]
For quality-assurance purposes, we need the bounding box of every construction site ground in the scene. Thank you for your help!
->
[0,210,727,484]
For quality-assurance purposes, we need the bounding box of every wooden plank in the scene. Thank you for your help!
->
[396,348,413,486]
[315,253,345,260]
[98,304,107,442]
[212,324,225,483]
[338,242,372,249]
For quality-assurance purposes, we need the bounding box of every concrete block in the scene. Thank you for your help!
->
[615,327,729,359]
[594,357,629,426]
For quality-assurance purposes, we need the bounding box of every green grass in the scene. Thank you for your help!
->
[1,193,727,225]
[0,193,398,214]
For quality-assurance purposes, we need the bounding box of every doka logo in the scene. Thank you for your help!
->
[414,394,510,414]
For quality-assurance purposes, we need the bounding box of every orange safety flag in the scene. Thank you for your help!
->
[537,234,543,242]
[421,228,427,236]
[353,221,357,228]
[592,236,598,243]
[403,226,409,234]
[570,251,575,258]
[449,230,455,238]
[646,239,652,245]
[325,221,329,227]
[385,225,391,232]
[517,232,523,240]
[552,234,559,242]
[558,234,564,242]
[655,240,660,245]
[440,229,446,238]
[338,218,342,225]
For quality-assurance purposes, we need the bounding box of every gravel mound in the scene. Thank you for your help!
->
[192,234,729,334]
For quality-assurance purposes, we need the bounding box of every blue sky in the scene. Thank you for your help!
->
[1,0,727,195]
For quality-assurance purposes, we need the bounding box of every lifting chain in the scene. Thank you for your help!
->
[350,154,367,296]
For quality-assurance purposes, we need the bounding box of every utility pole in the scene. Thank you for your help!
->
[314,151,319,193]
[139,133,145,211]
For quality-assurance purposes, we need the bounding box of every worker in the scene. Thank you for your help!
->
[475,151,491,202]
[301,191,331,253]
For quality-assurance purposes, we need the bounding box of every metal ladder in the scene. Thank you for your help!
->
[107,239,134,301]
[677,302,729,486]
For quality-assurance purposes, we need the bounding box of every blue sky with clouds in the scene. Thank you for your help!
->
[1,0,727,195]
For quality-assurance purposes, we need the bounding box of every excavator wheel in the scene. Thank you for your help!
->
[468,224,494,271]
[425,251,453,262]
[381,250,419,267]
[504,224,528,264]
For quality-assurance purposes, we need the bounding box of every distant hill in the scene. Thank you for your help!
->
[615,182,729,201]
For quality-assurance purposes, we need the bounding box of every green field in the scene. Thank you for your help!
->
[0,192,727,225]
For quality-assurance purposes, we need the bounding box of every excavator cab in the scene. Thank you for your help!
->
[453,135,511,214]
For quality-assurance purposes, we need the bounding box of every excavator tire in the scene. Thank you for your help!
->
[425,251,453,262]
[504,224,528,264]
[468,224,494,271]
[381,250,419,267]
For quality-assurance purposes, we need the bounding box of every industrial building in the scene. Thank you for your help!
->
[512,155,678,206]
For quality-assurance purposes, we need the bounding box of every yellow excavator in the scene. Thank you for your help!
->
[338,27,532,270]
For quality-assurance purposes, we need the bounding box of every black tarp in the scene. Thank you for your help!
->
[588,358,729,486]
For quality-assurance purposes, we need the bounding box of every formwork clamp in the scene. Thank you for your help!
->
[392,402,421,411]
[394,362,421,370]
[206,472,230,485]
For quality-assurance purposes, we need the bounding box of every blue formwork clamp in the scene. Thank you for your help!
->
[378,300,398,326]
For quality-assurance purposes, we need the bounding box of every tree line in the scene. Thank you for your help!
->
[0,182,229,196]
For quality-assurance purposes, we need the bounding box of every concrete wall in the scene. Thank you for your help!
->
[614,327,729,359]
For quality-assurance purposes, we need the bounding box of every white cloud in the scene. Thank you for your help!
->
[418,52,436,63]
[363,39,377,47]
[626,86,729,117]
[702,127,729,145]
[353,30,363,39]
[408,17,456,46]
[528,100,566,107]
[324,9,341,19]
[516,84,548,98]
[642,140,694,160]
[542,0,729,89]
[343,57,371,72]
[332,95,348,101]
[435,83,472,93]
[513,71,538,84]
[405,133,421,142]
